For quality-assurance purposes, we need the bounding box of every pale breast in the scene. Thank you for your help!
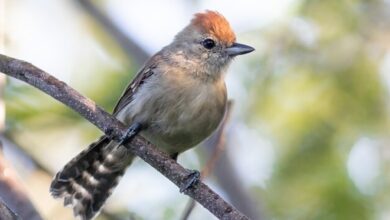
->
[119,71,227,154]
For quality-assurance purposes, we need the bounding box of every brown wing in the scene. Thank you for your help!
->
[112,61,157,115]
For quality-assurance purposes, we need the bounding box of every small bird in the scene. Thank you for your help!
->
[50,10,254,220]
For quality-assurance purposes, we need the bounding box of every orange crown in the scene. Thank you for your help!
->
[191,10,236,45]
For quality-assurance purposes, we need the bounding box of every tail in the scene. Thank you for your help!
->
[50,136,134,220]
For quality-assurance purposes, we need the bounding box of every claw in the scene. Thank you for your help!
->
[180,169,200,193]
[117,122,142,147]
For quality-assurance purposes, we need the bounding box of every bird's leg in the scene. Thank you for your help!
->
[171,153,201,192]
[117,122,142,147]
[180,169,201,193]
[170,152,179,161]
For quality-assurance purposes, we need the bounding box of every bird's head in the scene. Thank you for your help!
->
[169,10,254,78]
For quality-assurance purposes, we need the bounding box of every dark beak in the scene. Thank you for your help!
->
[225,43,255,56]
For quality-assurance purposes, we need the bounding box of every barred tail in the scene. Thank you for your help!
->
[50,136,134,220]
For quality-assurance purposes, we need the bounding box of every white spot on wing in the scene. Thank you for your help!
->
[71,181,91,198]
[106,153,115,162]
[98,164,110,173]
[82,171,99,186]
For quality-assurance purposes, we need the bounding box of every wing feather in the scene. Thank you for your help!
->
[112,56,158,114]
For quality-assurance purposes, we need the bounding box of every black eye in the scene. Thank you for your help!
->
[202,38,216,49]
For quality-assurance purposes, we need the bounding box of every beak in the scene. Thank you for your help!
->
[225,43,255,56]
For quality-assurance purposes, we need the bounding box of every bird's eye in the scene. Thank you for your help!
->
[202,38,216,49]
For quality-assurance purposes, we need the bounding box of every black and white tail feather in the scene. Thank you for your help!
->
[50,136,134,220]
[50,55,151,220]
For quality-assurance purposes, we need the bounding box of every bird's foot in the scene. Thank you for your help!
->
[180,169,201,193]
[118,122,142,147]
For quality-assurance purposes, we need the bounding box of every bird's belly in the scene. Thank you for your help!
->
[141,100,225,154]
[117,74,227,155]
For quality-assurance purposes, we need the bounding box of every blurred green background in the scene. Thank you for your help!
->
[2,0,390,219]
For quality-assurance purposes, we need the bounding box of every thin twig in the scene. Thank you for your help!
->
[75,0,150,66]
[181,101,234,220]
[0,54,249,220]
[182,108,263,219]
[201,101,233,179]
[210,144,262,220]
[0,141,42,220]
[0,197,19,220]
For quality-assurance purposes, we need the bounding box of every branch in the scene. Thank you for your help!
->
[0,141,42,220]
[182,104,263,220]
[181,101,233,220]
[0,198,19,220]
[75,0,150,66]
[209,143,263,220]
[0,54,249,220]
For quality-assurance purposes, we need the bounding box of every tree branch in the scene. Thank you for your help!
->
[0,198,20,220]
[181,101,233,220]
[75,0,150,66]
[0,54,249,220]
[0,141,42,220]
[210,145,263,220]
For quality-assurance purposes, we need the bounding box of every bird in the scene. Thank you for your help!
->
[50,10,254,220]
